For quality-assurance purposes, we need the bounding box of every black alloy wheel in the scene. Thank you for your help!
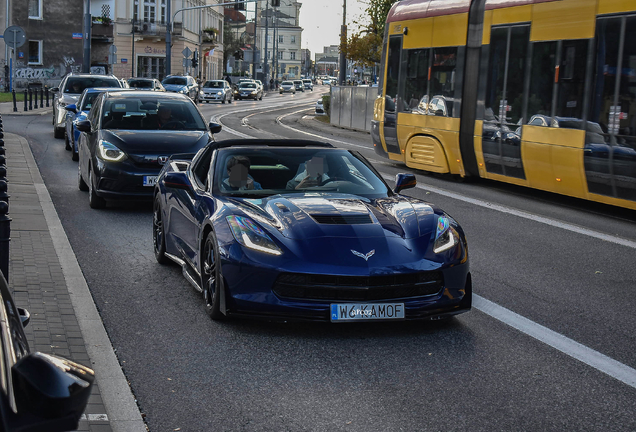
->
[202,231,224,320]
[88,166,106,209]
[153,195,170,264]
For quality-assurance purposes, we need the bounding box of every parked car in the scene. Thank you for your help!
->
[51,73,123,139]
[315,98,325,115]
[199,80,233,103]
[236,82,263,100]
[255,80,264,92]
[293,80,305,92]
[302,79,314,91]
[127,78,166,91]
[64,87,135,161]
[0,272,95,432]
[75,90,222,209]
[279,81,296,94]
[152,139,471,321]
[161,75,200,102]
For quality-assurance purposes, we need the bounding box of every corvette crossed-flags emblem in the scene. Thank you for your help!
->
[351,249,375,261]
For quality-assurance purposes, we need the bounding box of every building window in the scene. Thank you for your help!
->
[28,0,42,19]
[279,35,284,43]
[278,51,283,60]
[291,35,296,44]
[290,51,296,60]
[28,41,42,65]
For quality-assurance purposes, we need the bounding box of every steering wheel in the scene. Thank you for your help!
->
[160,120,186,130]
[319,176,344,186]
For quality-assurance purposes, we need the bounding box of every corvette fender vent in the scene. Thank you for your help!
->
[310,214,372,225]
[273,271,444,301]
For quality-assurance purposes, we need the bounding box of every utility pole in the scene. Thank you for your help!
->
[83,0,92,73]
[339,0,346,86]
[264,0,269,89]
[166,0,172,76]
[252,0,258,80]
[131,18,136,77]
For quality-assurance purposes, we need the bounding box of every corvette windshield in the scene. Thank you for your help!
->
[213,148,390,198]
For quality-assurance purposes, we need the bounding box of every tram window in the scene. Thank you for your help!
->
[403,49,429,113]
[429,47,458,117]
[555,40,587,123]
[528,41,557,124]
[485,26,529,126]
[385,36,402,111]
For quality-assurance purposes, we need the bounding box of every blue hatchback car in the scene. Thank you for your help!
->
[152,139,471,322]
[64,87,130,161]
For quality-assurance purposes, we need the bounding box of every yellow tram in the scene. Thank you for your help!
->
[371,0,636,210]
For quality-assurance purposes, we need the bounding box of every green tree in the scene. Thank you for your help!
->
[223,22,242,72]
[342,0,398,66]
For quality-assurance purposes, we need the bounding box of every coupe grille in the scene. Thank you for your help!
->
[310,214,372,225]
[273,271,444,301]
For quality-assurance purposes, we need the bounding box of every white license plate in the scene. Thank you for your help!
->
[330,303,405,322]
[143,176,158,186]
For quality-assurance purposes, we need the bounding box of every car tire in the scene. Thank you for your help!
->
[221,99,225,104]
[88,166,106,209]
[202,230,225,320]
[229,96,233,104]
[71,144,79,161]
[54,126,64,139]
[78,163,88,191]
[259,95,263,100]
[64,131,71,151]
[153,194,170,265]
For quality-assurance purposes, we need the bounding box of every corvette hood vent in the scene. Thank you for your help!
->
[310,214,372,225]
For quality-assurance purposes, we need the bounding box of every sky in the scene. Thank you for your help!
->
[298,0,369,60]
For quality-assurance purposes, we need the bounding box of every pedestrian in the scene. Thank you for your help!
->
[270,78,274,89]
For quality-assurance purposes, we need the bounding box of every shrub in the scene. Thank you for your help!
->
[322,94,331,118]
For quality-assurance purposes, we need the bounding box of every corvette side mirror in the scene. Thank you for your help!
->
[162,171,193,191]
[394,173,416,194]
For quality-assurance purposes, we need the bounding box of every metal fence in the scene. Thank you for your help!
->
[330,86,377,133]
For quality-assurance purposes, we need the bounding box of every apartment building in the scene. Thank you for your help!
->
[257,0,302,80]
[0,0,225,89]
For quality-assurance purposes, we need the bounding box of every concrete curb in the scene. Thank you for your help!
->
[13,133,147,432]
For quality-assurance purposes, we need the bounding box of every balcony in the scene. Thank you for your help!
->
[92,21,113,42]
[133,21,168,36]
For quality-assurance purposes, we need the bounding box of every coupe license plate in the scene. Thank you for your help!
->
[330,303,405,322]
[143,176,158,187]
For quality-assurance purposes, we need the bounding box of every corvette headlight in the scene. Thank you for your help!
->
[98,140,127,162]
[433,216,458,254]
[227,215,282,256]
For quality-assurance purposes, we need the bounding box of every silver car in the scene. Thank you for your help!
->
[199,80,233,103]
[279,81,296,94]
[51,73,123,139]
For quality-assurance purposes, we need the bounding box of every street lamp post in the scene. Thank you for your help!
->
[339,0,346,86]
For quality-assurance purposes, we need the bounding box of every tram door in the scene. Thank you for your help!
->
[383,35,402,155]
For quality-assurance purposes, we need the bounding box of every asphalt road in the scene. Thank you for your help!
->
[7,85,636,431]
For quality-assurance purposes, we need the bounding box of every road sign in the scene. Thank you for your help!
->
[108,53,117,64]
[109,45,117,54]
[3,26,26,49]
[182,47,192,58]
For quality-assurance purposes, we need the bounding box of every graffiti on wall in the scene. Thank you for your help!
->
[15,67,56,80]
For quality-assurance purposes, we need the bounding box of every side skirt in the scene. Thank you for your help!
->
[165,252,203,293]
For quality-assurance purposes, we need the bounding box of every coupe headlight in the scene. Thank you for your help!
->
[433,216,458,254]
[251,91,257,95]
[217,91,223,96]
[98,140,127,162]
[227,215,282,256]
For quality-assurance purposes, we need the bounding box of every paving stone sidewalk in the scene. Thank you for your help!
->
[4,131,143,432]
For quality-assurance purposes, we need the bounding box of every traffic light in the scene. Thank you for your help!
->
[234,0,245,10]
[192,50,198,68]
[271,0,280,6]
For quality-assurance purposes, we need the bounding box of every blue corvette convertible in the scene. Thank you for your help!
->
[153,139,471,322]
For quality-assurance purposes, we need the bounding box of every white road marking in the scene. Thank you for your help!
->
[473,295,636,389]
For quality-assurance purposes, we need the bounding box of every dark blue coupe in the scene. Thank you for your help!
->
[153,140,471,322]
